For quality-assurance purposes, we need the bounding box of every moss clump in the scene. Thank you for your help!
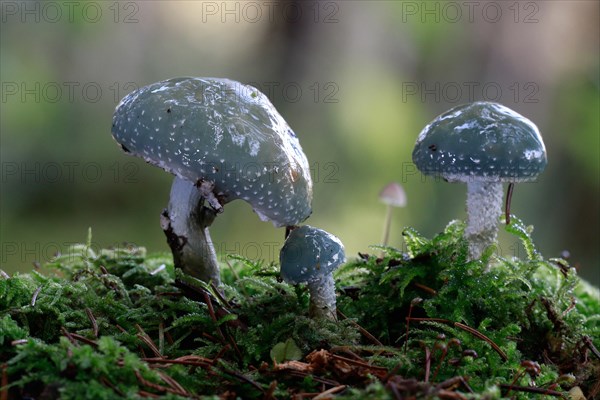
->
[1,218,599,399]
[338,217,599,398]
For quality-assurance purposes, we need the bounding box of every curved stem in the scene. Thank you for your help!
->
[505,182,514,225]
[464,181,503,260]
[161,177,221,285]
[381,204,393,248]
[307,274,337,320]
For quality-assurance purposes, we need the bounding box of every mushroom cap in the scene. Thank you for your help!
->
[280,225,345,285]
[112,77,312,227]
[379,182,407,207]
[412,102,547,183]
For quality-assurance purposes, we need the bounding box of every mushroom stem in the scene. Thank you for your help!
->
[381,204,393,248]
[505,182,515,225]
[464,180,503,260]
[307,274,337,320]
[161,177,221,285]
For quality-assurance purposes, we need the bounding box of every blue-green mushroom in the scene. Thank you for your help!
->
[112,77,313,284]
[412,102,547,260]
[280,225,345,320]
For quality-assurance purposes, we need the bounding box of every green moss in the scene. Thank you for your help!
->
[1,218,598,399]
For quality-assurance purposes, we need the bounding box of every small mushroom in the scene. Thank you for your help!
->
[412,102,547,260]
[378,182,407,248]
[280,225,345,320]
[112,77,313,283]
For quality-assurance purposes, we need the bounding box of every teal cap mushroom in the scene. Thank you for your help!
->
[112,77,313,225]
[280,225,345,320]
[412,102,546,182]
[112,77,313,283]
[412,102,547,260]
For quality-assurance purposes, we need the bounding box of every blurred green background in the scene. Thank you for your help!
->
[1,1,598,285]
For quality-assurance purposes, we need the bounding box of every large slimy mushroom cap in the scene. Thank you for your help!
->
[412,102,547,183]
[112,77,313,227]
[280,225,345,285]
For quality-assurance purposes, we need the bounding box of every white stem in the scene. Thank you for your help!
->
[464,180,503,260]
[307,274,337,320]
[381,204,393,248]
[161,177,221,285]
